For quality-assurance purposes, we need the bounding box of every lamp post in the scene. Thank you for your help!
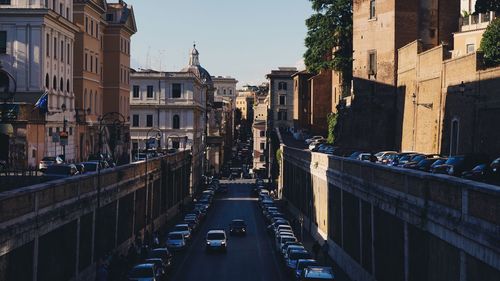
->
[145,127,163,231]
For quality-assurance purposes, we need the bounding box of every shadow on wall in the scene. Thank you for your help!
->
[333,77,405,152]
[442,78,500,157]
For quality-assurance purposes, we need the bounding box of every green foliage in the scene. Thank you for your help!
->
[276,148,282,163]
[327,113,337,144]
[475,0,500,13]
[479,18,500,67]
[304,0,353,77]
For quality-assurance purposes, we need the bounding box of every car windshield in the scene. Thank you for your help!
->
[298,261,318,270]
[231,220,245,226]
[431,159,446,167]
[174,226,188,232]
[129,267,153,278]
[290,251,311,260]
[168,233,183,240]
[399,155,414,162]
[149,249,169,259]
[411,155,426,162]
[445,156,465,165]
[45,165,71,174]
[42,157,56,161]
[282,236,296,243]
[472,164,487,171]
[207,233,225,240]
[83,163,98,171]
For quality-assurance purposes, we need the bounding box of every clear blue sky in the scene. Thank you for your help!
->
[126,0,312,87]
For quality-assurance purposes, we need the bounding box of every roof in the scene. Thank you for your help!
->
[180,44,213,86]
[303,266,335,279]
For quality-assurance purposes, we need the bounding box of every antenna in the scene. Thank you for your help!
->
[146,46,151,69]
[158,49,166,71]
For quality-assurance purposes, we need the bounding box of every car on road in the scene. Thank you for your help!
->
[276,235,297,252]
[148,248,172,270]
[229,219,247,236]
[206,229,227,252]
[284,244,306,260]
[81,161,101,173]
[295,259,318,280]
[432,154,489,176]
[38,156,57,171]
[374,151,398,162]
[166,231,186,250]
[128,263,158,281]
[43,164,80,179]
[300,266,335,280]
[144,258,166,279]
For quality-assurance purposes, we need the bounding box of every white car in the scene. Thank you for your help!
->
[374,151,398,162]
[305,136,324,145]
[172,224,192,241]
[308,140,326,151]
[206,229,227,252]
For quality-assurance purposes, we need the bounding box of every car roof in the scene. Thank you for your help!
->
[304,266,335,278]
[232,219,245,222]
[133,263,154,269]
[175,223,189,227]
[207,229,226,234]
[168,231,184,236]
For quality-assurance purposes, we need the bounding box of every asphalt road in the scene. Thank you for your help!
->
[168,179,288,281]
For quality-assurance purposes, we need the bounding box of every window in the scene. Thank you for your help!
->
[172,141,180,149]
[259,155,265,162]
[67,43,70,64]
[369,0,376,19]
[53,76,57,90]
[48,127,53,136]
[260,143,265,151]
[223,89,226,95]
[279,95,286,105]
[278,110,287,120]
[95,57,98,73]
[106,13,114,22]
[147,85,154,98]
[66,79,70,92]
[66,7,69,19]
[90,55,93,72]
[368,51,377,75]
[260,131,265,137]
[53,37,57,58]
[146,115,153,127]
[466,44,475,54]
[278,82,287,91]
[172,83,181,98]
[45,74,50,88]
[132,85,140,98]
[173,114,180,129]
[69,127,72,136]
[0,0,12,4]
[90,20,94,36]
[85,17,88,33]
[59,3,62,14]
[84,53,88,71]
[229,90,232,96]
[60,78,63,91]
[46,33,50,57]
[277,111,282,120]
[132,115,139,127]
[60,40,64,62]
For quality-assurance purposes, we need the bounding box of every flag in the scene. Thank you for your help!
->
[34,91,48,114]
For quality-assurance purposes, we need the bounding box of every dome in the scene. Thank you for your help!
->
[180,44,213,86]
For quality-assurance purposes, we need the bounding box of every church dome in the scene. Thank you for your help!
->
[180,44,213,85]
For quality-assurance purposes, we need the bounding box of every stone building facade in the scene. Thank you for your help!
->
[292,71,313,132]
[0,0,79,167]
[266,67,297,131]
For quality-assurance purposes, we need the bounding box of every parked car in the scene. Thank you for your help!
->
[413,157,446,172]
[305,136,324,145]
[166,231,186,250]
[300,266,335,280]
[374,151,398,162]
[43,164,79,179]
[295,259,318,280]
[387,152,417,166]
[309,140,326,151]
[127,263,158,281]
[432,154,490,176]
[490,157,500,184]
[147,248,172,270]
[172,224,192,241]
[286,249,312,272]
[348,151,365,159]
[143,258,166,279]
[402,154,440,169]
[206,229,227,252]
[229,219,247,236]
[81,161,101,173]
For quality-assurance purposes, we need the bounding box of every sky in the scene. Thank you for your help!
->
[125,0,312,87]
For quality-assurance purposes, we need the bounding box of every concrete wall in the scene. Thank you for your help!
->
[280,146,500,281]
[0,151,192,281]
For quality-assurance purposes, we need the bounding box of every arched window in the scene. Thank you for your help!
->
[60,78,64,91]
[84,89,87,110]
[45,74,49,88]
[94,93,97,115]
[89,91,93,114]
[173,114,180,129]
[53,76,57,89]
[66,79,70,93]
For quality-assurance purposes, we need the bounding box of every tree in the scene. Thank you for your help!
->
[479,18,500,67]
[475,0,500,13]
[303,0,352,83]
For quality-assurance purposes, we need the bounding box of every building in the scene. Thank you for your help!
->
[341,0,460,151]
[253,93,268,175]
[130,44,211,193]
[101,0,136,163]
[235,89,254,122]
[266,67,297,131]
[0,0,79,168]
[292,71,313,132]
[309,70,332,136]
[398,12,499,156]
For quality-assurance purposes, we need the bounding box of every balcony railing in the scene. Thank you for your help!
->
[460,12,496,30]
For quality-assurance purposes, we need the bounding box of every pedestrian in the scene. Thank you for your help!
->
[312,240,320,260]
[322,240,330,264]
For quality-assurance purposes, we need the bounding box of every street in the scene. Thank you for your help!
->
[168,179,287,281]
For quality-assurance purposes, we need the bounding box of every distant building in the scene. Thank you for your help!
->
[266,67,297,131]
[292,71,313,132]
[0,0,79,167]
[130,44,211,192]
[309,70,332,136]
[253,93,268,175]
[235,90,254,122]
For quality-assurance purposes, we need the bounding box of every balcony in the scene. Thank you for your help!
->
[459,12,496,32]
